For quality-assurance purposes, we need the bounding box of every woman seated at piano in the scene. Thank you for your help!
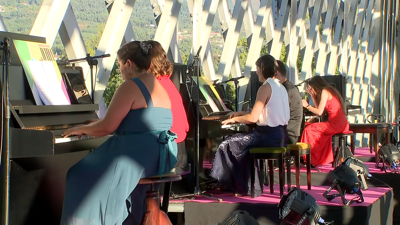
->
[301,75,349,166]
[147,41,189,172]
[210,54,290,197]
[60,41,178,225]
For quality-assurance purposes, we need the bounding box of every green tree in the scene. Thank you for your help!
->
[103,61,123,106]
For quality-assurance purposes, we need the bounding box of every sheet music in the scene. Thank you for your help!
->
[27,61,70,105]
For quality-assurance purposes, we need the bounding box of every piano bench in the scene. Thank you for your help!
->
[332,131,354,167]
[249,147,286,198]
[286,143,311,191]
[349,123,392,163]
[138,173,182,223]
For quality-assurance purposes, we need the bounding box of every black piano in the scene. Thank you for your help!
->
[3,102,110,224]
[0,32,110,225]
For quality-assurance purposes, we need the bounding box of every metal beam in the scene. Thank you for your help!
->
[59,4,91,92]
[198,0,220,80]
[242,0,273,110]
[216,0,248,82]
[327,0,344,75]
[150,0,182,63]
[106,1,137,44]
[315,0,337,76]
[94,0,136,110]
[0,15,7,31]
[216,0,242,82]
[30,0,70,46]
[299,0,323,80]
[288,0,298,84]
[153,0,183,52]
[269,0,290,59]
[186,0,218,80]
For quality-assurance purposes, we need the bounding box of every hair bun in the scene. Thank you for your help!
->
[140,42,152,54]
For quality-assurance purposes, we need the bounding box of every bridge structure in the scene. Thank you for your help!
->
[0,0,398,147]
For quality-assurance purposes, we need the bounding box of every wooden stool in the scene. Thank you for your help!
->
[139,173,182,225]
[286,143,311,191]
[249,147,286,198]
[332,131,354,167]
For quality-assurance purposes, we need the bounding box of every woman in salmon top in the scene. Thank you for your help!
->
[148,40,189,171]
[301,75,349,166]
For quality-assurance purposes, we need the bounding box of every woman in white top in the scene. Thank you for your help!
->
[210,54,290,197]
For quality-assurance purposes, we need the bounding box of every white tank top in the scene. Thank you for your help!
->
[257,78,290,127]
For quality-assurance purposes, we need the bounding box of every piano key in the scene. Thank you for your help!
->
[54,135,111,155]
[54,135,98,144]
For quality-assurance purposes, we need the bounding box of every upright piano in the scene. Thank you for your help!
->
[0,32,110,225]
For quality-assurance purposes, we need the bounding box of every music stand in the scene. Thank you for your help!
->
[1,36,11,225]
[172,46,221,202]
[221,75,245,111]
[57,53,110,103]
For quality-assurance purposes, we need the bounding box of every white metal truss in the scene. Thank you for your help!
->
[186,0,217,81]
[299,0,323,81]
[153,0,183,54]
[216,0,242,83]
[0,15,7,32]
[197,0,219,80]
[148,0,182,63]
[30,0,71,46]
[241,0,273,109]
[216,0,248,82]
[59,4,91,90]
[94,0,136,108]
[268,0,290,60]
[314,0,338,77]
[288,0,309,85]
[106,1,137,44]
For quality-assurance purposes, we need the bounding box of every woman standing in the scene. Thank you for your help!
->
[210,54,290,197]
[301,75,349,166]
[60,41,177,225]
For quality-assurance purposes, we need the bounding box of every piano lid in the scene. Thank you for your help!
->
[10,100,99,129]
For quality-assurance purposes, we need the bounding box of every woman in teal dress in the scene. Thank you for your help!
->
[60,41,178,225]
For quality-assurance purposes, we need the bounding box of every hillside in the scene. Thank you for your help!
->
[0,0,226,62]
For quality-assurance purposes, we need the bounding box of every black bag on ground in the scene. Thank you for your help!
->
[378,143,400,172]
[219,210,260,225]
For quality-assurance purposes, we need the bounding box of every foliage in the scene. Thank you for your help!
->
[103,61,123,106]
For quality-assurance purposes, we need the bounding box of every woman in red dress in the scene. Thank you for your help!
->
[301,76,349,166]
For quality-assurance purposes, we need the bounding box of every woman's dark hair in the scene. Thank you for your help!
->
[117,41,152,70]
[147,40,173,78]
[308,75,346,113]
[255,54,278,79]
[276,60,287,77]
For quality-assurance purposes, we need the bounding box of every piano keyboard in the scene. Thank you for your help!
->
[202,115,230,121]
[221,123,247,131]
[54,135,98,144]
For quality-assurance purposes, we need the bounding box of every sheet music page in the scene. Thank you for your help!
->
[27,61,70,105]
[13,40,71,105]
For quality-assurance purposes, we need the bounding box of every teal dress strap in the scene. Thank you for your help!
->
[130,77,177,176]
[132,77,153,107]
